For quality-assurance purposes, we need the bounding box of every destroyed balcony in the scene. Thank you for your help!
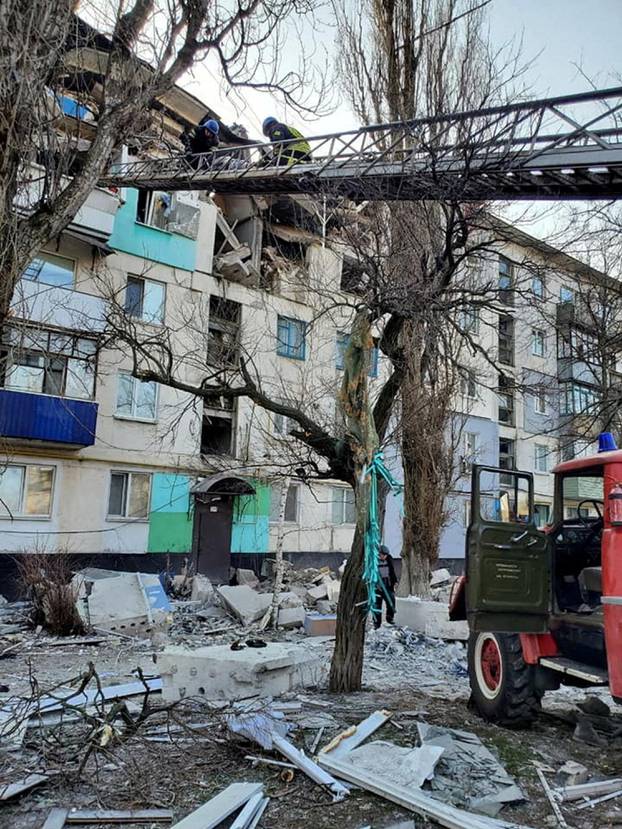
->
[16,163,120,243]
[0,389,98,448]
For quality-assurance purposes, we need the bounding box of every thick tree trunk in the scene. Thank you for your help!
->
[329,524,367,691]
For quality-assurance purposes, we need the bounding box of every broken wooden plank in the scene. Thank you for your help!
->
[320,709,392,757]
[0,773,48,801]
[556,777,622,802]
[171,782,263,829]
[41,808,68,829]
[65,810,173,823]
[271,734,349,802]
[318,752,537,829]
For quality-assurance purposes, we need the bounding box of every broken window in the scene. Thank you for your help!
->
[136,190,199,239]
[201,397,235,456]
[340,260,368,294]
[497,374,515,426]
[21,251,75,288]
[269,483,300,523]
[498,256,514,306]
[498,315,515,366]
[207,296,241,368]
[499,438,516,486]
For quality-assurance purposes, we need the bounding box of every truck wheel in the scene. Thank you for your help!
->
[468,631,542,728]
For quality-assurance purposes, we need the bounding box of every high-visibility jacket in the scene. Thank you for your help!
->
[266,122,311,163]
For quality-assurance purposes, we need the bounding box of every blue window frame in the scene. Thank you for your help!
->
[336,332,379,378]
[277,316,306,360]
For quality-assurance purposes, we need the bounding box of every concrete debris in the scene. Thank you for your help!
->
[315,599,335,614]
[217,585,272,625]
[304,612,337,637]
[191,574,214,604]
[334,740,445,789]
[573,716,608,747]
[306,584,328,602]
[395,597,468,641]
[277,606,306,629]
[430,569,453,587]
[236,569,260,590]
[365,626,468,693]
[277,592,304,609]
[555,776,622,803]
[227,711,292,750]
[157,641,324,702]
[555,760,589,788]
[577,695,611,718]
[533,765,569,829]
[418,722,525,817]
[319,751,538,829]
[75,571,171,631]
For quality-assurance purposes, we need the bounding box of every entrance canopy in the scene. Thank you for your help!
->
[191,472,256,497]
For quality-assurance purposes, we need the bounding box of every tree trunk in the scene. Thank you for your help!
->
[261,476,290,630]
[329,524,368,691]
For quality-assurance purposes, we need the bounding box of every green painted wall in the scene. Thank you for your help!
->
[147,473,193,553]
[231,481,271,553]
[109,189,196,271]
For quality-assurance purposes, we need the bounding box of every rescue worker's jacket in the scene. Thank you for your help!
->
[265,122,311,164]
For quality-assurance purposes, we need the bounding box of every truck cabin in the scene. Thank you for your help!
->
[549,451,613,614]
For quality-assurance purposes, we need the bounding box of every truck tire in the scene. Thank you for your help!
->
[468,631,542,728]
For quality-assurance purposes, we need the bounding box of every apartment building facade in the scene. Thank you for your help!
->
[384,222,620,567]
[0,82,387,579]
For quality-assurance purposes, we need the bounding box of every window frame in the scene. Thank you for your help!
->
[460,367,477,399]
[21,251,76,289]
[115,371,159,423]
[0,463,55,519]
[1,328,97,400]
[533,386,547,415]
[534,443,549,473]
[534,502,551,527]
[531,275,545,299]
[532,328,546,357]
[269,482,300,524]
[277,316,307,361]
[107,470,152,520]
[560,285,575,304]
[332,486,356,525]
[336,331,379,378]
[498,256,514,306]
[125,274,166,325]
[460,306,480,335]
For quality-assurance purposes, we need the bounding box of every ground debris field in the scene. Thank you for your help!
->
[1,601,622,829]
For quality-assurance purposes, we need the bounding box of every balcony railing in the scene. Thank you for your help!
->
[0,389,97,447]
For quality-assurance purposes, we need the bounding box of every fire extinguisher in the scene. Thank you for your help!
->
[609,482,622,526]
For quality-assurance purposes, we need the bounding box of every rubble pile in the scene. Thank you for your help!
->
[365,626,469,694]
[0,597,32,637]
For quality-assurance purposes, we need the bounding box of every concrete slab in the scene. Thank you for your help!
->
[236,569,260,590]
[277,606,305,629]
[76,573,170,631]
[217,585,271,625]
[395,598,468,641]
[191,575,214,604]
[306,584,328,602]
[158,642,324,702]
[430,568,452,587]
[278,592,304,609]
[315,600,334,615]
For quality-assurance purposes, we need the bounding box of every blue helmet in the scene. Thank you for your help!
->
[262,116,278,136]
[201,118,220,136]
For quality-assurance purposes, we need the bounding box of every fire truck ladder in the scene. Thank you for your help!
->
[101,86,622,201]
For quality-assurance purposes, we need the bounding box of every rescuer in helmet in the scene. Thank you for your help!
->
[262,117,312,165]
[181,117,221,161]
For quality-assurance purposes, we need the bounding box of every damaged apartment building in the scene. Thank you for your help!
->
[0,46,369,581]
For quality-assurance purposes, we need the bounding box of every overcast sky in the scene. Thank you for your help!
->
[183,0,622,137]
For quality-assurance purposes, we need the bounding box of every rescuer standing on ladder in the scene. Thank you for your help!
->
[181,117,220,168]
[262,117,311,164]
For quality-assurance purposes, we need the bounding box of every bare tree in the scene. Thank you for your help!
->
[0,0,323,332]
[333,0,527,595]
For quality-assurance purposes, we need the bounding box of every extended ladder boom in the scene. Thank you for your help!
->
[100,86,622,201]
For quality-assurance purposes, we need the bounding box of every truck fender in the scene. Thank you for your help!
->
[449,575,466,621]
